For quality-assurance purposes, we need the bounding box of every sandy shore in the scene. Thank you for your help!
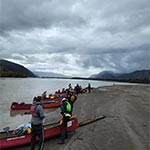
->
[14,84,149,150]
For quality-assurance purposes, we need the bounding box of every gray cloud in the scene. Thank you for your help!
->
[0,0,86,33]
[0,0,150,77]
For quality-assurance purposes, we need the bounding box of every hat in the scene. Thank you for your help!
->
[62,98,68,102]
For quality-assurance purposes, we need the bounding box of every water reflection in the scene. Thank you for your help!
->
[10,110,31,117]
[10,108,59,117]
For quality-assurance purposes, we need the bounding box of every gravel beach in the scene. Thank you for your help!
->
[14,84,149,150]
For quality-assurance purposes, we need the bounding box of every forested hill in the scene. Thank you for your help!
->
[90,70,150,83]
[0,59,36,77]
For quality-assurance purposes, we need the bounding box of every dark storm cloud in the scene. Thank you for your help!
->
[0,0,149,76]
[80,44,150,73]
[0,0,86,33]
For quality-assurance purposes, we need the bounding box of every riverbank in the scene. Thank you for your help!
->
[14,84,149,150]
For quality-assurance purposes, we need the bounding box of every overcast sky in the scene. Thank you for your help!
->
[0,0,150,77]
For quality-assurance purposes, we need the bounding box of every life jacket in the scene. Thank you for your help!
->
[61,101,71,113]
[66,101,71,112]
[30,105,38,117]
[64,102,72,117]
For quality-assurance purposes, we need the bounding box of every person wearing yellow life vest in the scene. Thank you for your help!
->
[30,96,45,150]
[58,98,72,144]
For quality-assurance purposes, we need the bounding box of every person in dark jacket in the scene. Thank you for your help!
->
[58,98,72,144]
[87,83,91,93]
[30,96,45,150]
[67,91,77,115]
[74,84,80,95]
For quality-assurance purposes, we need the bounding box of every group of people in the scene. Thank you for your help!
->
[29,83,90,150]
[69,83,87,95]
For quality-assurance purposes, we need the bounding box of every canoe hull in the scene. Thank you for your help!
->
[0,118,78,149]
[11,101,61,110]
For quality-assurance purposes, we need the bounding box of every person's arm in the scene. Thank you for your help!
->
[37,105,45,120]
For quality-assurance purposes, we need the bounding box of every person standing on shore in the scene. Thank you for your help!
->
[30,96,45,150]
[58,98,72,144]
[88,83,91,93]
[74,84,80,95]
[67,92,77,115]
[41,91,47,100]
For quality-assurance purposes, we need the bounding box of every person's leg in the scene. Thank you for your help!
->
[58,116,70,144]
[31,124,37,150]
[37,125,44,150]
[61,119,67,143]
[58,117,68,144]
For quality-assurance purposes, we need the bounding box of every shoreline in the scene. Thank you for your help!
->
[14,84,150,150]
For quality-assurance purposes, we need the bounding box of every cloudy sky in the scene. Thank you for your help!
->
[0,0,150,77]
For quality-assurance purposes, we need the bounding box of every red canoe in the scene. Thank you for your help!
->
[11,101,61,110]
[0,117,78,149]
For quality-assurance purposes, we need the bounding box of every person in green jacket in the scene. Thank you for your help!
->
[58,98,72,144]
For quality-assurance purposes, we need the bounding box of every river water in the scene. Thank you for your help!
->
[0,78,132,131]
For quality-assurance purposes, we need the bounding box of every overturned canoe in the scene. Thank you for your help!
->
[11,101,61,110]
[0,117,78,149]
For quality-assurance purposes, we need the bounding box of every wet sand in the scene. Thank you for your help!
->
[13,84,149,150]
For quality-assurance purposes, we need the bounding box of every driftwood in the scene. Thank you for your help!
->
[78,115,106,127]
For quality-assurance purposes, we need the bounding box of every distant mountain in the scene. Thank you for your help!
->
[119,70,150,80]
[34,71,69,78]
[0,59,36,77]
[90,70,150,83]
[90,71,118,79]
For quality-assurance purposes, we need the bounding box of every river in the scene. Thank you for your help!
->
[0,78,132,131]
